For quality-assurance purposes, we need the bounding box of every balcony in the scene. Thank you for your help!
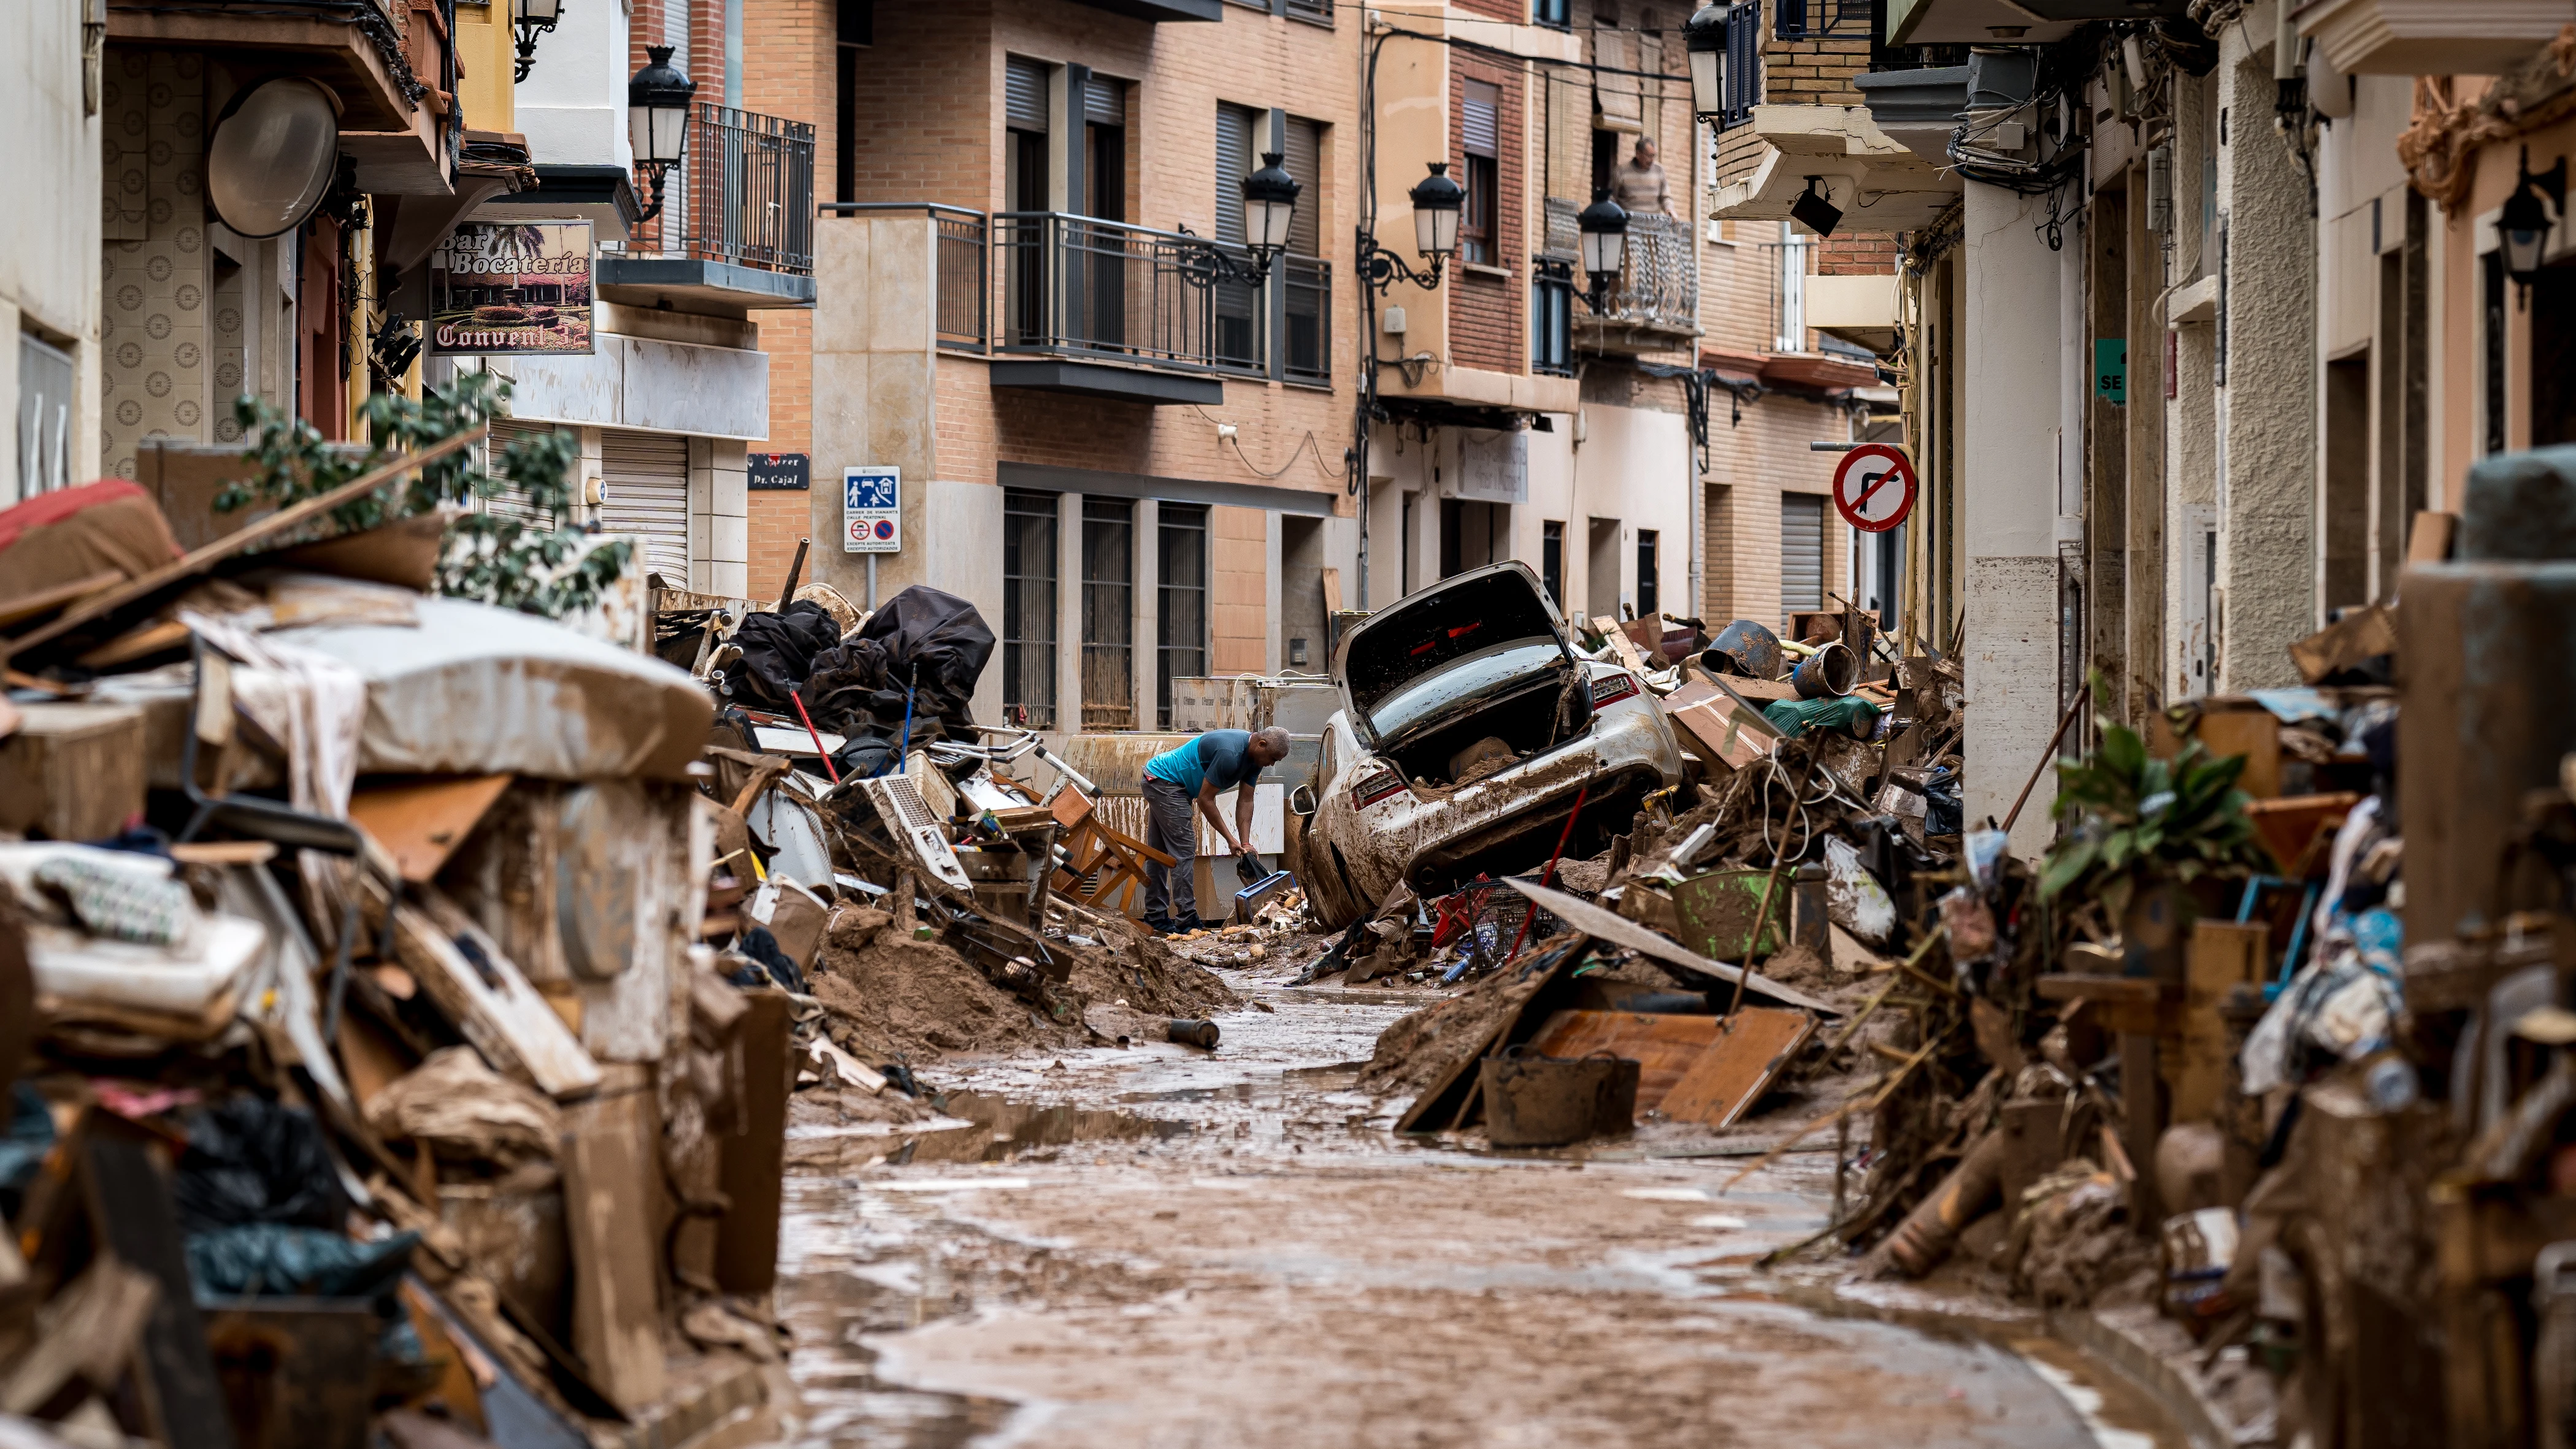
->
[1543,202,1699,352]
[599,104,817,312]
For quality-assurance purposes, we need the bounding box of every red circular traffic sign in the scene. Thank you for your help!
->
[1831,443,1916,534]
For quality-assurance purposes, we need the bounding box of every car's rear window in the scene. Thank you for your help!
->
[1365,640,1566,741]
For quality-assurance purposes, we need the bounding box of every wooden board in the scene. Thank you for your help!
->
[1657,1008,1817,1128]
[1502,878,1833,1014]
[1524,1011,1727,1114]
[1393,937,1587,1135]
[0,702,147,841]
[369,882,603,1101]
[561,1088,665,1413]
[349,774,514,883]
[2168,922,2269,1124]
[715,993,794,1295]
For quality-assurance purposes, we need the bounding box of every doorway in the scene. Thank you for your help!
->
[1586,518,1621,619]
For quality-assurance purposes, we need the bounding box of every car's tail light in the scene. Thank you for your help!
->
[1351,767,1406,809]
[1590,671,1639,708]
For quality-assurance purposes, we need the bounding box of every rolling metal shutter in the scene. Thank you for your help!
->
[1085,75,1125,128]
[483,419,562,528]
[599,429,691,584]
[1005,56,1049,132]
[1283,117,1322,257]
[1780,492,1825,616]
[1216,103,1258,244]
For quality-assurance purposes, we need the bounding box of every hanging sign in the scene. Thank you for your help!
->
[843,466,899,552]
[1830,443,1916,534]
[429,221,594,355]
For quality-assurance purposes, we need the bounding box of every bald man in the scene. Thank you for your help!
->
[1140,725,1290,933]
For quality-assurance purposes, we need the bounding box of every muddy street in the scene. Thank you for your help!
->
[768,977,2175,1449]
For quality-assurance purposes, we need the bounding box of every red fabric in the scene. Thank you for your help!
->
[0,480,168,557]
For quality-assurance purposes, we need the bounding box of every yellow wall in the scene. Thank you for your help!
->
[455,0,515,136]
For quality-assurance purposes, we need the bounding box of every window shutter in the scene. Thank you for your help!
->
[1724,1,1761,126]
[1462,83,1499,157]
[1005,56,1048,132]
[1284,116,1322,256]
[1216,103,1257,243]
[1085,75,1125,128]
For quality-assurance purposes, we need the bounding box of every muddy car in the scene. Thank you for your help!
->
[1287,562,1686,931]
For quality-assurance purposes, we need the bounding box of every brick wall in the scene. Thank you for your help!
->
[1449,47,1525,375]
[1712,14,1870,188]
[1819,231,1899,276]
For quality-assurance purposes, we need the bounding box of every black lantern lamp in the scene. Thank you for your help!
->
[1240,151,1301,281]
[628,46,697,223]
[1365,162,1464,296]
[512,0,562,83]
[2502,145,2566,287]
[1576,188,1628,311]
[1686,4,1729,122]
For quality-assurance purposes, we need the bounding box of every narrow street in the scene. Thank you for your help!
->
[770,980,2174,1449]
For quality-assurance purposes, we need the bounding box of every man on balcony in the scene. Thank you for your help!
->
[1612,137,1670,216]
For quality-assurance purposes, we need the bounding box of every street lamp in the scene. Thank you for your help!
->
[2502,145,2566,286]
[1240,151,1301,281]
[1576,189,1628,312]
[1363,162,1464,296]
[1686,4,1729,123]
[628,46,697,223]
[511,0,562,83]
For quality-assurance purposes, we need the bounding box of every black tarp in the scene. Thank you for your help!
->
[719,600,841,711]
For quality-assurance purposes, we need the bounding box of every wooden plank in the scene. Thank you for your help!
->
[348,774,513,883]
[1589,615,1652,673]
[368,881,602,1101]
[5,426,485,661]
[1657,1007,1818,1128]
[561,1088,665,1413]
[1525,1010,1725,1112]
[0,569,121,630]
[715,993,794,1295]
[1394,936,1589,1134]
[2168,921,2268,1123]
[1501,877,1834,1014]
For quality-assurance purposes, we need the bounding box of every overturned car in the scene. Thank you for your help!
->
[1287,562,1687,931]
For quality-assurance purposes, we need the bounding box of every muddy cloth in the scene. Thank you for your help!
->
[1142,778,1201,924]
[721,601,843,710]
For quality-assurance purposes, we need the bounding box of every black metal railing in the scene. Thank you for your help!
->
[933,208,988,350]
[676,104,815,273]
[1543,199,1698,338]
[994,212,1270,377]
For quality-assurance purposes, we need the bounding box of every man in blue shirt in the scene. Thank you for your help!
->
[1140,725,1289,933]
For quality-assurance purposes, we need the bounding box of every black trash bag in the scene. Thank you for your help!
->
[172,1096,349,1236]
[1923,767,1963,836]
[720,600,843,710]
[727,925,804,993]
[186,1224,420,1301]
[856,586,994,714]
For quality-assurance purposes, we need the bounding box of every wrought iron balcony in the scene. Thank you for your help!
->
[1543,199,1700,348]
[675,105,815,274]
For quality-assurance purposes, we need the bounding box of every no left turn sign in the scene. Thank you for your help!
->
[1831,443,1916,534]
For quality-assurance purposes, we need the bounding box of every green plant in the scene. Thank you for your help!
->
[2039,687,2272,922]
[219,371,629,619]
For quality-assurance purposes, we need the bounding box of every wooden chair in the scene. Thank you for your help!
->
[1049,787,1175,917]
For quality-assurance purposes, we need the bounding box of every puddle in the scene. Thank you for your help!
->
[937,1090,1193,1158]
[777,1266,1018,1448]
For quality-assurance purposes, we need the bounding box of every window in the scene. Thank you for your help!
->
[1460,79,1500,266]
[1636,529,1660,616]
[834,2,869,201]
[1533,0,1569,25]
[1541,520,1565,610]
[16,332,74,501]
[1081,498,1135,730]
[1781,494,1825,616]
[1533,260,1573,375]
[1002,489,1058,729]
[1714,1,1761,131]
[1157,503,1209,729]
[1282,114,1330,383]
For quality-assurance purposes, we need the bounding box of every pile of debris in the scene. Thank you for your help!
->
[0,459,1232,1449]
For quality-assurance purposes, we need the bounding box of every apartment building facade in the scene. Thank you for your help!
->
[2,0,104,507]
